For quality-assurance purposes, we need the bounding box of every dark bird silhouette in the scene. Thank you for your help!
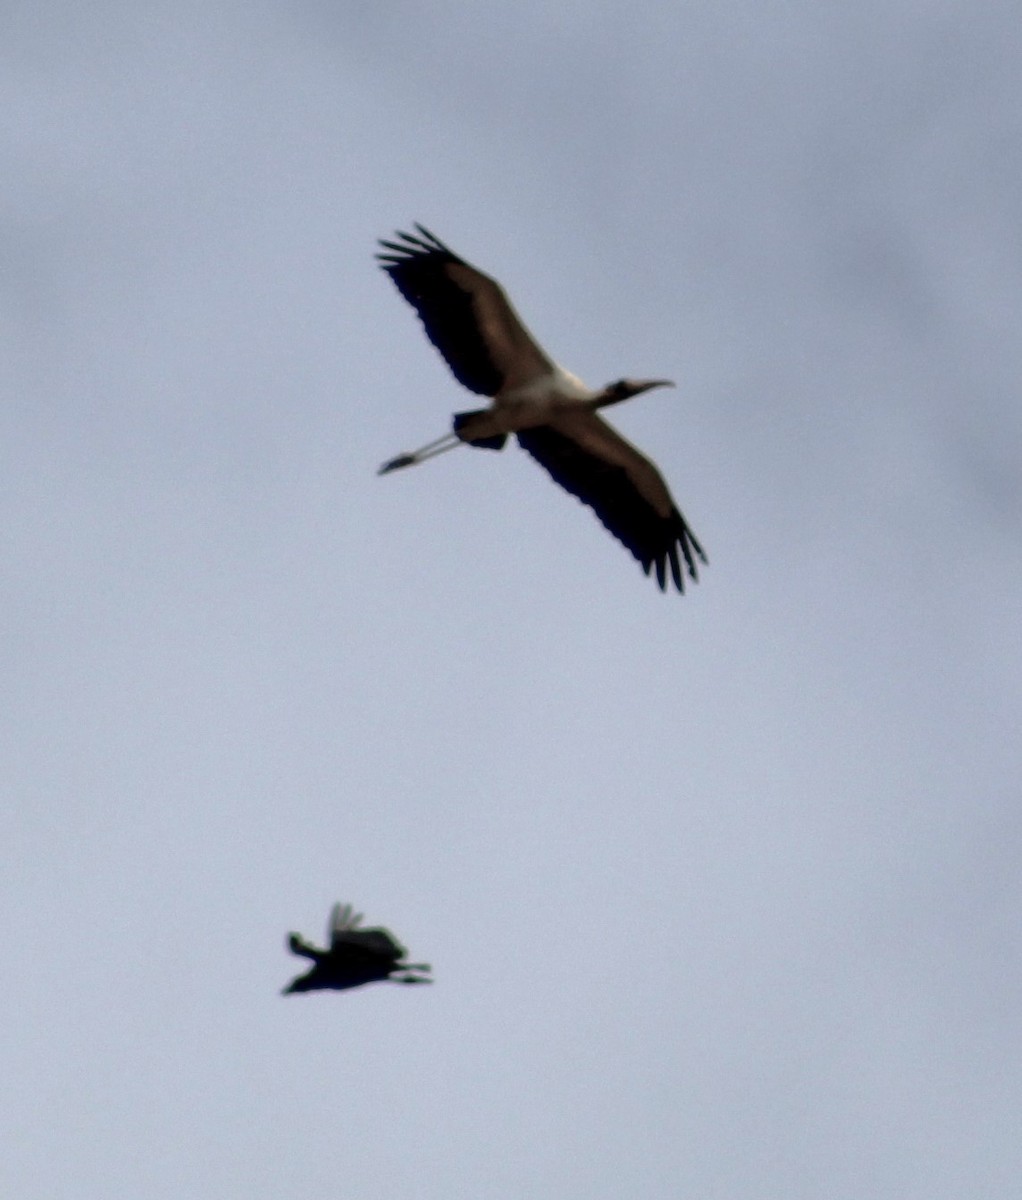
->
[376,224,707,592]
[282,902,432,994]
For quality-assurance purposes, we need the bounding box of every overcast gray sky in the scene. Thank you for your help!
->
[3,2,1021,1197]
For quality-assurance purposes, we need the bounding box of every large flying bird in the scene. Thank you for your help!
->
[376,225,707,593]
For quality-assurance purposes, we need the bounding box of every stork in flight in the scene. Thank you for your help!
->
[376,225,707,592]
[282,902,432,994]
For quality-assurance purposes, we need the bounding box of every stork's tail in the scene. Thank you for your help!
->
[453,411,508,451]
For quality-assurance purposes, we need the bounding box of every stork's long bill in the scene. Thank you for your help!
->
[376,224,707,593]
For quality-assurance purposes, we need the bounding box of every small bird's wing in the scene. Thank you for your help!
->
[377,225,555,395]
[339,927,407,961]
[327,901,407,961]
[328,902,364,947]
[517,413,706,592]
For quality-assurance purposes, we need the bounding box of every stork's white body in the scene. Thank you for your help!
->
[467,367,593,436]
[498,366,592,407]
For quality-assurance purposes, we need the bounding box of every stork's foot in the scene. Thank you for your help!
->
[378,453,417,475]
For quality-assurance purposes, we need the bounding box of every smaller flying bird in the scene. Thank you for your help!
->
[282,902,432,995]
[376,225,707,592]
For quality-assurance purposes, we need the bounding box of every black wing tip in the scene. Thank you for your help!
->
[375,223,456,266]
[413,221,444,245]
[649,511,707,594]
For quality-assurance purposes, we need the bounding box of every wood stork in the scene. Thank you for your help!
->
[376,225,707,592]
[282,902,432,994]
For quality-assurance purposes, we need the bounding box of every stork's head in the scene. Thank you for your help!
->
[596,378,675,407]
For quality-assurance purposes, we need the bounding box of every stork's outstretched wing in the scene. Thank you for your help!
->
[517,414,707,592]
[377,225,555,395]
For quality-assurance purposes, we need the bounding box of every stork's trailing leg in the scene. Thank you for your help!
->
[377,432,461,475]
[377,410,509,474]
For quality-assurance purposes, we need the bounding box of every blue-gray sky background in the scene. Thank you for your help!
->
[3,3,1020,1197]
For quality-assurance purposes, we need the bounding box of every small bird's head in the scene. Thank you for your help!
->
[597,378,675,407]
